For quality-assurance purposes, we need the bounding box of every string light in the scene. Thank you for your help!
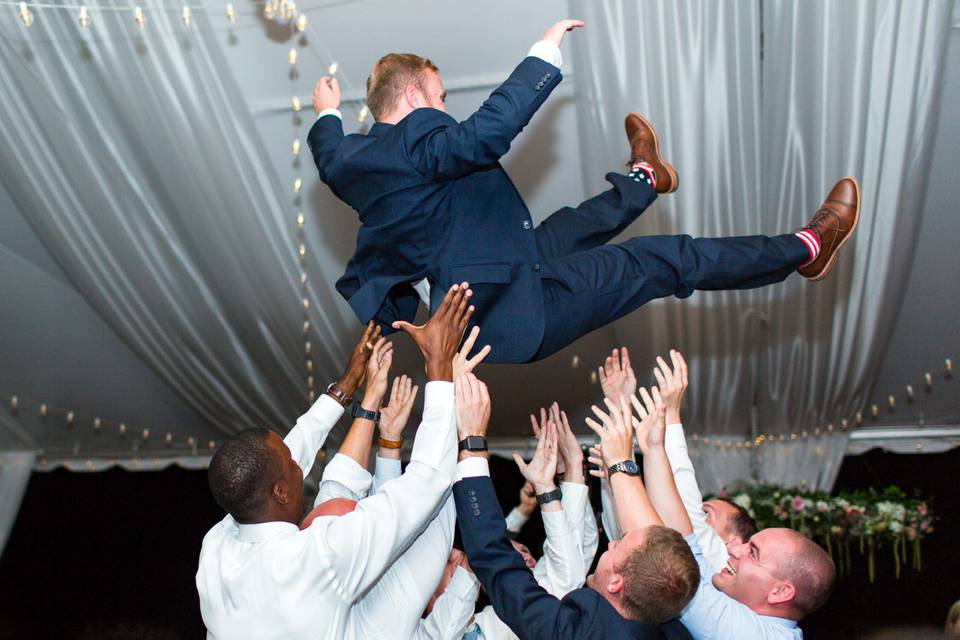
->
[327,61,338,75]
[296,212,304,227]
[570,355,580,368]
[906,384,915,399]
[263,0,276,19]
[225,2,235,24]
[299,272,307,284]
[93,417,102,431]
[304,341,311,354]
[78,5,90,27]
[357,105,369,123]
[10,395,18,411]
[925,372,933,387]
[291,95,302,112]
[142,428,150,440]
[180,5,191,27]
[298,244,306,257]
[165,432,173,445]
[302,297,310,310]
[292,139,300,156]
[39,402,48,418]
[119,422,127,435]
[288,48,298,65]
[133,6,145,29]
[295,13,306,31]
[66,411,75,426]
[888,395,896,410]
[302,320,310,333]
[18,2,33,27]
[293,177,302,193]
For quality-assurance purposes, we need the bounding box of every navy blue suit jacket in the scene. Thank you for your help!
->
[454,475,692,640]
[307,57,561,363]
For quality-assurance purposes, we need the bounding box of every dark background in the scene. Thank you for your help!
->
[0,448,956,639]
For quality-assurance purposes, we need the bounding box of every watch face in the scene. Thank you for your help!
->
[623,459,639,474]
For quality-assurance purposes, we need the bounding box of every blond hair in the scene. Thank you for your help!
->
[366,53,438,120]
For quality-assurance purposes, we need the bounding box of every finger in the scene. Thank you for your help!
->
[529,414,540,437]
[454,375,463,404]
[453,287,473,325]
[512,452,527,473]
[589,468,605,478]
[656,356,673,386]
[460,325,480,355]
[409,385,420,404]
[560,409,571,430]
[621,346,631,374]
[587,454,604,467]
[653,366,667,392]
[540,407,548,432]
[611,348,621,373]
[589,405,613,429]
[390,376,400,402]
[598,366,607,384]
[436,284,461,320]
[630,393,647,419]
[602,397,623,428]
[466,344,492,369]
[457,303,475,334]
[652,386,665,411]
[391,320,416,334]
[478,380,490,410]
[584,416,605,437]
[639,386,655,414]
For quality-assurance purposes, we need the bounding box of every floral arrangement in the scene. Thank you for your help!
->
[714,485,935,582]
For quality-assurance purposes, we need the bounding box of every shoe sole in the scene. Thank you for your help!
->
[806,176,861,281]
[629,112,679,193]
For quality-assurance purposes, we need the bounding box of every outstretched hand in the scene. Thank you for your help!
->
[335,321,380,397]
[630,386,667,456]
[379,375,419,441]
[313,76,340,113]
[393,283,474,381]
[360,337,393,410]
[584,396,635,469]
[653,349,688,425]
[598,347,636,406]
[551,402,584,483]
[542,19,585,48]
[452,325,491,378]
[455,373,491,441]
[513,420,558,494]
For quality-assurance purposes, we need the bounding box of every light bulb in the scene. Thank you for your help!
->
[78,6,90,28]
[133,6,146,29]
[295,14,307,31]
[288,48,298,65]
[181,6,191,28]
[328,61,338,75]
[291,95,302,112]
[292,139,301,155]
[19,3,33,27]
[226,3,236,24]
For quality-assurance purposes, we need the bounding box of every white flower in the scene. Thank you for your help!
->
[732,494,752,510]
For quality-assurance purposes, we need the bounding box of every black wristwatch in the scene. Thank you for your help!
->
[351,403,381,423]
[608,459,640,477]
[536,487,563,506]
[458,435,488,452]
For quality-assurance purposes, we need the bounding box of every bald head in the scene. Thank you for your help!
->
[774,529,836,617]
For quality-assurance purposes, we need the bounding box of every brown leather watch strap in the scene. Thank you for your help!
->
[325,382,352,407]
[377,436,403,450]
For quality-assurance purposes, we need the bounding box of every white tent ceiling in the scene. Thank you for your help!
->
[1,0,957,470]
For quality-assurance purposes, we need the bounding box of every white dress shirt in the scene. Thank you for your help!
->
[196,382,456,640]
[680,535,803,639]
[665,422,730,573]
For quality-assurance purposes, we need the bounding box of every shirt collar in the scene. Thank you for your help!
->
[760,614,799,629]
[236,520,298,543]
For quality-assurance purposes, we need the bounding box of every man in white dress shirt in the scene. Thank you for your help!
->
[196,283,474,640]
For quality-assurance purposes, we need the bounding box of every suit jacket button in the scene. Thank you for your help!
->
[472,509,480,516]
[532,263,540,272]
[522,220,531,230]
[467,490,475,496]
[546,72,552,79]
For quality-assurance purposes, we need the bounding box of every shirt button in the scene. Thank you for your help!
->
[522,220,531,230]
[532,263,540,272]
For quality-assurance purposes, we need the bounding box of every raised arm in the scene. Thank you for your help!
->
[284,322,377,475]
[632,384,694,537]
[403,20,582,181]
[585,397,663,533]
[307,76,345,184]
[371,374,418,493]
[415,557,481,640]
[659,350,730,569]
[308,284,474,600]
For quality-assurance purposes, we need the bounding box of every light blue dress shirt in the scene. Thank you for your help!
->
[680,534,803,640]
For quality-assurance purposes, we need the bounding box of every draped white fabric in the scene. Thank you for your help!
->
[0,452,33,558]
[570,0,953,490]
[0,2,356,438]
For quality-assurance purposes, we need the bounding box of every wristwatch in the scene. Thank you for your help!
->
[351,403,381,423]
[608,459,640,477]
[535,487,563,506]
[325,381,352,407]
[458,436,488,452]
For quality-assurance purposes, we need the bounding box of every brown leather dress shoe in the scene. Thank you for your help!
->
[625,112,678,193]
[797,177,861,281]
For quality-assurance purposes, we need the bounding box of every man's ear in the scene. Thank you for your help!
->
[403,84,421,109]
[767,581,796,606]
[726,535,744,549]
[272,481,290,505]
[606,572,625,596]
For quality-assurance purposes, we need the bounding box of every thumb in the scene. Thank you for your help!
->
[512,452,527,474]
[392,320,414,334]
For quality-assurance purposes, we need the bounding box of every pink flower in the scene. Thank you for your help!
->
[918,503,928,516]
[792,496,806,512]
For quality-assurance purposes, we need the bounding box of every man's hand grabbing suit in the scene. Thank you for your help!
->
[393,282,474,382]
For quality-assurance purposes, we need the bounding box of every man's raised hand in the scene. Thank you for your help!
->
[630,386,667,456]
[452,325,491,378]
[313,76,340,114]
[598,347,637,406]
[379,375,419,441]
[393,282,474,382]
[455,372,491,442]
[584,396,634,469]
[552,402,584,483]
[513,420,559,494]
[517,480,537,517]
[542,19,585,48]
[331,321,380,400]
[653,349,688,425]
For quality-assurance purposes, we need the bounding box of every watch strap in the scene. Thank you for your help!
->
[377,436,403,449]
[325,382,352,407]
[458,436,488,452]
[535,487,563,506]
[608,460,639,477]
[351,403,381,423]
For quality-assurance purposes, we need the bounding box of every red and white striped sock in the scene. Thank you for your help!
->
[795,229,821,266]
[629,161,657,189]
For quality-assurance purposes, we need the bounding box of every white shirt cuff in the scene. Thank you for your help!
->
[664,423,686,450]
[321,452,372,498]
[316,108,342,120]
[504,507,530,533]
[456,457,490,481]
[527,39,562,68]
[447,565,481,599]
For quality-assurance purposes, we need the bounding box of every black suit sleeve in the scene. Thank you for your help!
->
[455,476,598,639]
[306,114,345,184]
[402,57,562,181]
